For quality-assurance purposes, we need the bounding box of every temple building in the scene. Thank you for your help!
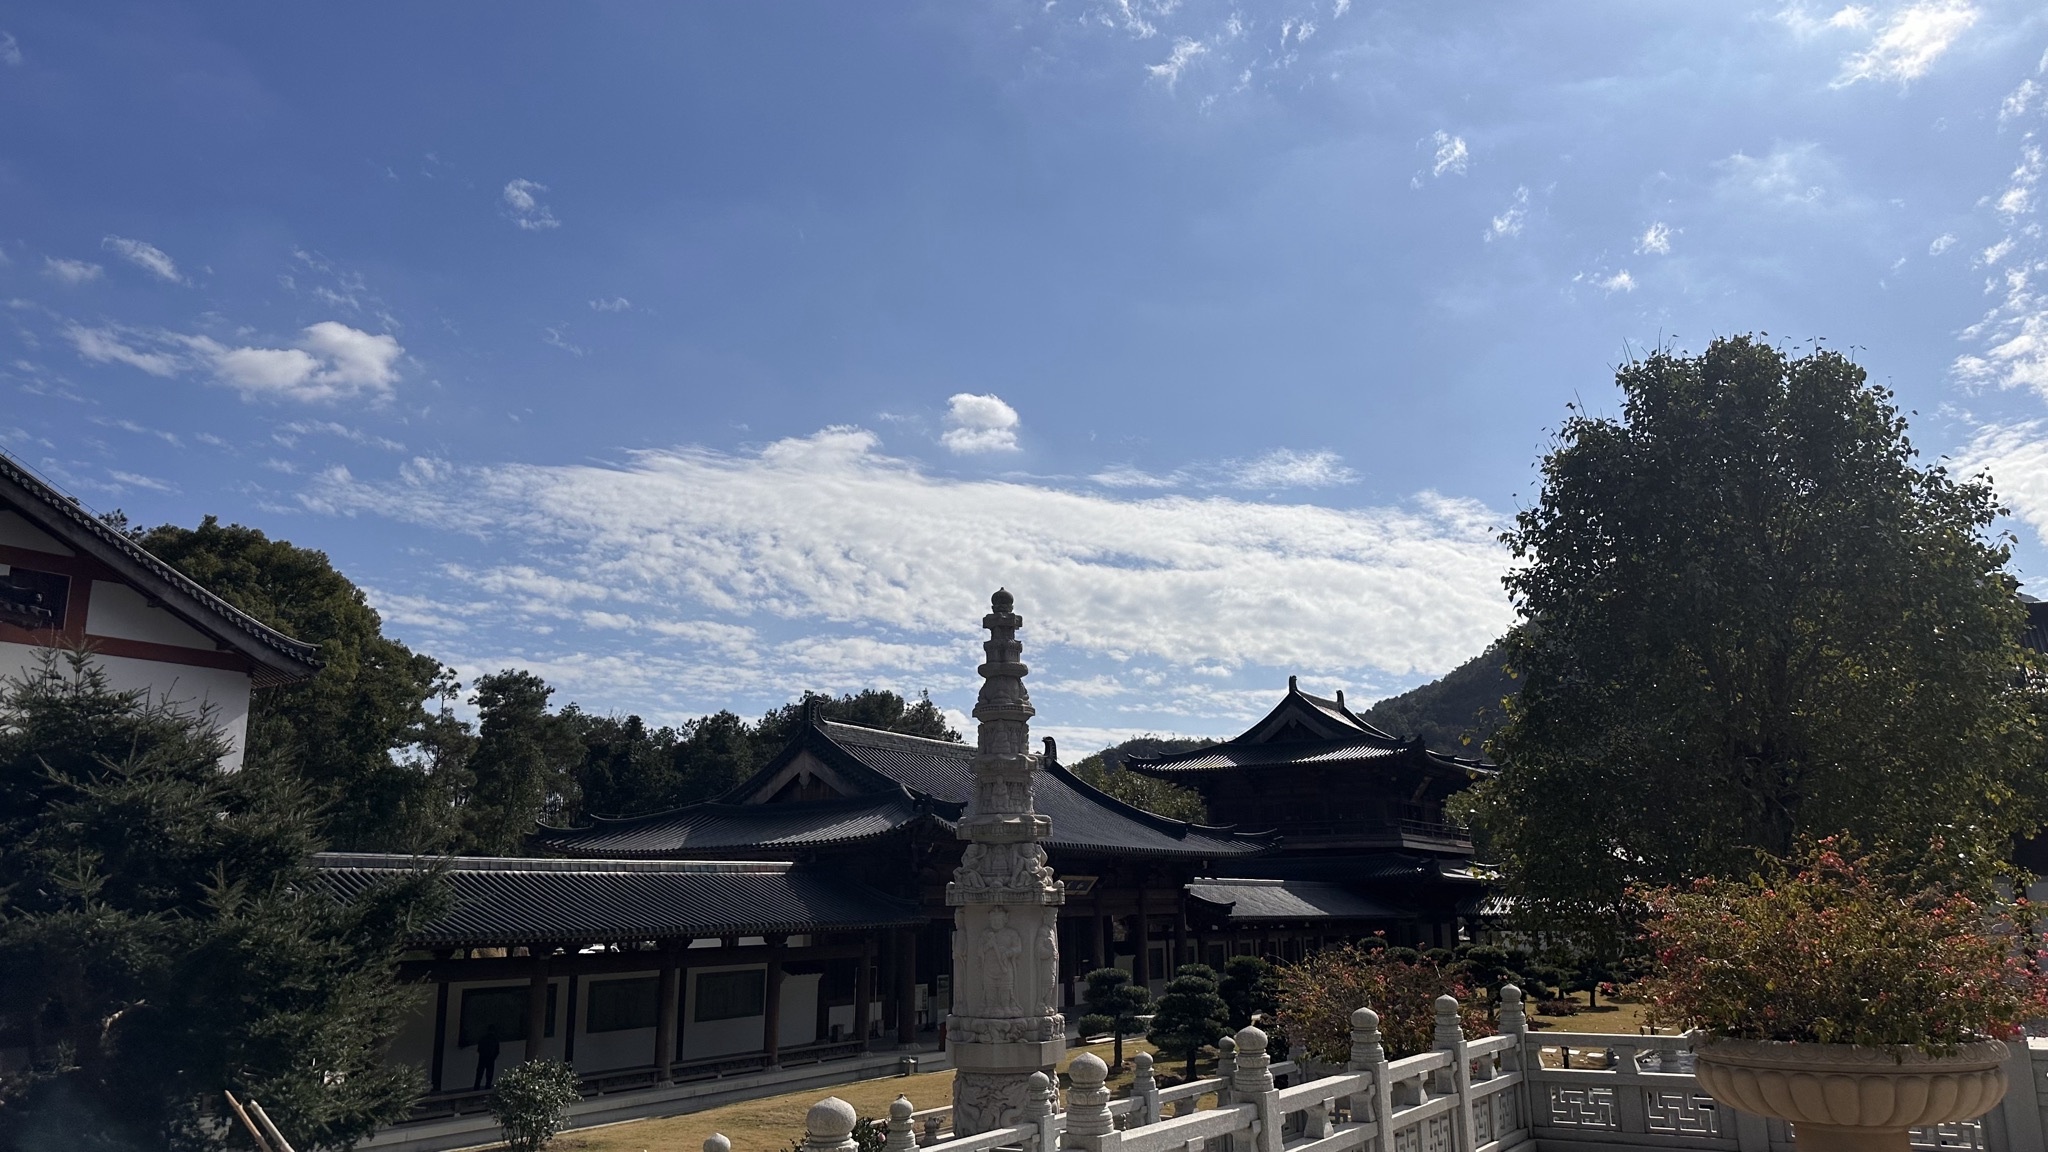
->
[1127,675,1494,953]
[0,451,320,767]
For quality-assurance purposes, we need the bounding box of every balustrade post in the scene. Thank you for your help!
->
[1612,1043,1647,1134]
[806,1097,860,1152]
[1133,1051,1162,1125]
[922,1112,945,1147]
[1065,1053,1113,1151]
[706,1135,732,1152]
[1233,1026,1282,1152]
[885,1097,917,1152]
[1024,1071,1056,1152]
[1214,1036,1237,1108]
[1497,984,1530,1137]
[1432,995,1474,1152]
[1347,1007,1391,1143]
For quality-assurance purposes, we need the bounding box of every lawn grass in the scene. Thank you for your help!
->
[548,1038,1165,1152]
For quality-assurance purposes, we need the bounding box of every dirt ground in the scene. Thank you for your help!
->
[549,1038,1163,1152]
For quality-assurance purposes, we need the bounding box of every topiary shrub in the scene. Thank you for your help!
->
[488,1059,583,1152]
[1076,1013,1116,1039]
[1381,947,1421,964]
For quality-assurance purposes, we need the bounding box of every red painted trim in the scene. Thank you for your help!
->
[0,625,252,674]
[0,543,121,581]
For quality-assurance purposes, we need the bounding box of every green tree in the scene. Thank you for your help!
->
[1146,964,1230,1079]
[752,688,960,753]
[463,671,584,853]
[133,517,459,851]
[1360,641,1517,755]
[569,711,683,818]
[1218,953,1278,1030]
[672,709,765,806]
[1475,336,2045,949]
[1081,967,1150,1071]
[1067,737,1212,823]
[0,653,439,1150]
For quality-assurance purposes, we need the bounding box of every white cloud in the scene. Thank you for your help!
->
[1091,465,1186,489]
[1994,144,2043,221]
[1226,448,1358,489]
[42,258,103,286]
[64,324,178,375]
[1929,233,1958,255]
[101,236,184,283]
[1717,144,1828,205]
[66,320,402,403]
[0,31,19,67]
[1148,37,1208,90]
[1486,187,1529,241]
[1636,222,1673,255]
[503,178,560,231]
[940,393,1022,454]
[1597,270,1637,293]
[1833,0,1978,87]
[589,297,632,312]
[1430,131,1469,178]
[2003,78,2041,123]
[1959,422,2048,537]
[299,427,1513,686]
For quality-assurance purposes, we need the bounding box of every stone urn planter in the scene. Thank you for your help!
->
[1693,1037,2009,1152]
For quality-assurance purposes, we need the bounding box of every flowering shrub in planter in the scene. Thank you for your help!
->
[1274,943,1492,1062]
[1636,838,2048,1055]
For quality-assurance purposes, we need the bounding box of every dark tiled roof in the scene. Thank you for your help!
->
[1218,852,1489,885]
[0,450,321,686]
[315,853,922,947]
[1127,678,1490,778]
[541,721,1272,861]
[1186,879,1407,923]
[533,793,927,857]
[2024,599,2048,656]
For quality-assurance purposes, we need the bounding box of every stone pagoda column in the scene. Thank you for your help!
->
[948,589,1066,1134]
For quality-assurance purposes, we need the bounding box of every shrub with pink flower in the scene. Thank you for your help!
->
[1636,839,2048,1055]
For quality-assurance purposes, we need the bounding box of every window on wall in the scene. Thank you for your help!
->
[459,984,557,1046]
[0,567,68,630]
[694,969,766,1022]
[585,977,659,1033]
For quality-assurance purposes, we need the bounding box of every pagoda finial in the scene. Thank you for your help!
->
[1043,735,1057,762]
[1336,689,1346,708]
[1288,675,1298,692]
[992,587,1014,613]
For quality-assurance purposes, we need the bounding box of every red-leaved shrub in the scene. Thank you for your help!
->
[1274,944,1493,1061]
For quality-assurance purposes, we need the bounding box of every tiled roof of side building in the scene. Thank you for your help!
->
[532,792,930,858]
[1125,676,1492,777]
[315,853,924,947]
[1186,878,1409,923]
[0,450,321,686]
[538,720,1273,861]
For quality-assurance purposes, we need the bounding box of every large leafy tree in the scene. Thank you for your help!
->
[462,671,584,854]
[1474,337,2044,946]
[1067,737,1211,823]
[133,517,459,852]
[0,654,438,1150]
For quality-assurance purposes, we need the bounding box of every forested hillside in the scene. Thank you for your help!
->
[1360,639,1517,757]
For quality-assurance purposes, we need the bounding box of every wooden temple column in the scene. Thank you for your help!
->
[894,927,917,1045]
[429,980,450,1092]
[763,935,787,1067]
[654,941,681,1082]
[854,933,874,1044]
[1134,890,1151,988]
[1089,896,1106,971]
[525,949,551,1061]
[1173,893,1188,970]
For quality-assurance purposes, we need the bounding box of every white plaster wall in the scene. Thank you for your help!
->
[0,643,253,770]
[438,979,568,1090]
[574,971,664,1074]
[387,989,440,1075]
[678,966,820,1060]
[86,581,215,649]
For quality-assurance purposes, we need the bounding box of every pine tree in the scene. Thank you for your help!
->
[0,652,441,1150]
[1146,964,1230,1080]
[1081,967,1150,1071]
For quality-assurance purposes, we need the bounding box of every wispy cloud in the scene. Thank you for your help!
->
[1717,144,1829,205]
[940,393,1021,454]
[300,427,1512,692]
[589,297,632,313]
[0,31,19,67]
[503,178,560,231]
[542,326,585,357]
[1226,448,1358,489]
[1833,0,1979,87]
[1929,232,1957,255]
[1147,36,1208,89]
[101,236,184,284]
[43,258,103,286]
[1598,270,1637,293]
[1486,187,1529,241]
[66,321,404,403]
[1636,222,1673,255]
[1430,131,1469,178]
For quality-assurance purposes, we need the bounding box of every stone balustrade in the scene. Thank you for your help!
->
[711,986,2048,1152]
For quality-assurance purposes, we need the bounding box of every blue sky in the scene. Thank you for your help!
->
[5,2,2048,746]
